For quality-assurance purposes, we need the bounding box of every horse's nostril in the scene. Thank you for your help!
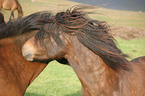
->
[25,56,34,61]
[23,54,34,61]
[22,50,34,61]
[24,54,31,59]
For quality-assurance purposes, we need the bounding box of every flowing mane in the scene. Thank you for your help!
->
[35,6,130,71]
[0,12,51,39]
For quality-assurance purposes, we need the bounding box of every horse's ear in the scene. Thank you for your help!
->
[57,58,70,65]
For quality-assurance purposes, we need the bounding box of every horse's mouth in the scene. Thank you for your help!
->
[31,58,52,64]
[23,53,51,64]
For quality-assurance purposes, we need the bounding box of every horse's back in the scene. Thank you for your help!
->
[131,56,145,64]
[130,56,145,75]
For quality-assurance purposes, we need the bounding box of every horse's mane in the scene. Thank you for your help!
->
[35,6,130,71]
[0,12,51,39]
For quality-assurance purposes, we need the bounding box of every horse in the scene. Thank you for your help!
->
[22,7,145,96]
[0,12,52,96]
[0,0,23,20]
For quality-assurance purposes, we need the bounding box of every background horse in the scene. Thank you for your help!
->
[22,7,145,96]
[0,12,51,96]
[0,0,23,20]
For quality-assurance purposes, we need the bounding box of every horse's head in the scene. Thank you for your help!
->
[22,6,87,63]
[22,32,69,63]
[22,6,129,71]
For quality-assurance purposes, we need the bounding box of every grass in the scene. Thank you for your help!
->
[1,0,145,96]
[117,37,145,60]
[91,8,145,28]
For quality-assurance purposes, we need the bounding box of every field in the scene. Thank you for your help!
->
[2,0,145,96]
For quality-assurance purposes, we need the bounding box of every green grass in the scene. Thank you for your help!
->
[91,8,145,28]
[117,37,145,60]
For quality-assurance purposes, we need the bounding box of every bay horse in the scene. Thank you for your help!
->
[0,0,23,20]
[0,12,51,96]
[22,7,145,96]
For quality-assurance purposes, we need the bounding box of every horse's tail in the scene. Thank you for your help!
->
[16,0,23,18]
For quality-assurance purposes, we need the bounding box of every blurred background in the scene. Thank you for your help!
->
[1,0,145,96]
[70,0,145,12]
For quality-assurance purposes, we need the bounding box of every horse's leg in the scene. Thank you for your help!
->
[10,3,18,20]
[9,11,14,20]
[16,1,23,18]
[17,5,23,18]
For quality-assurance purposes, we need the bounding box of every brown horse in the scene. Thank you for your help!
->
[0,12,51,96]
[0,0,23,20]
[22,7,145,96]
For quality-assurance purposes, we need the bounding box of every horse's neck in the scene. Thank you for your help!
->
[0,32,46,95]
[65,38,120,96]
